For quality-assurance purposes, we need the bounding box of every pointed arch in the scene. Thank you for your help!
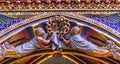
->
[0,12,119,45]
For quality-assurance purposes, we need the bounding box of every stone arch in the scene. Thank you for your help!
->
[0,12,119,45]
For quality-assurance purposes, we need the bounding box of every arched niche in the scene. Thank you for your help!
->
[0,12,119,46]
[0,12,120,64]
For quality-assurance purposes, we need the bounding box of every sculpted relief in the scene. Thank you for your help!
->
[0,16,120,61]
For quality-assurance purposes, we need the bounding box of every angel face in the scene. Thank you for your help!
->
[35,28,45,37]
[70,26,81,36]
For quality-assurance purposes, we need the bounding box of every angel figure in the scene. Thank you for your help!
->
[60,26,112,57]
[0,27,51,60]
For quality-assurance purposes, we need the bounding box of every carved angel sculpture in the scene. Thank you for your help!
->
[60,26,112,57]
[0,27,51,60]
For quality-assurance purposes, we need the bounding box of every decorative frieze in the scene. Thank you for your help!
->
[0,1,120,12]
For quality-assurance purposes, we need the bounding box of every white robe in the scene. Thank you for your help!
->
[15,37,41,56]
[70,35,96,51]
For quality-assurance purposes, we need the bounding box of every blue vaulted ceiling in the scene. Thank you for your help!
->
[88,13,120,32]
[0,14,26,31]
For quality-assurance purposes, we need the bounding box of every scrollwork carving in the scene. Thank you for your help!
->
[103,40,120,60]
[46,16,70,36]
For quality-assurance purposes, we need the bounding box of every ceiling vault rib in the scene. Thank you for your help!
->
[63,55,79,64]
[64,54,86,64]
[35,55,52,64]
[30,55,50,64]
